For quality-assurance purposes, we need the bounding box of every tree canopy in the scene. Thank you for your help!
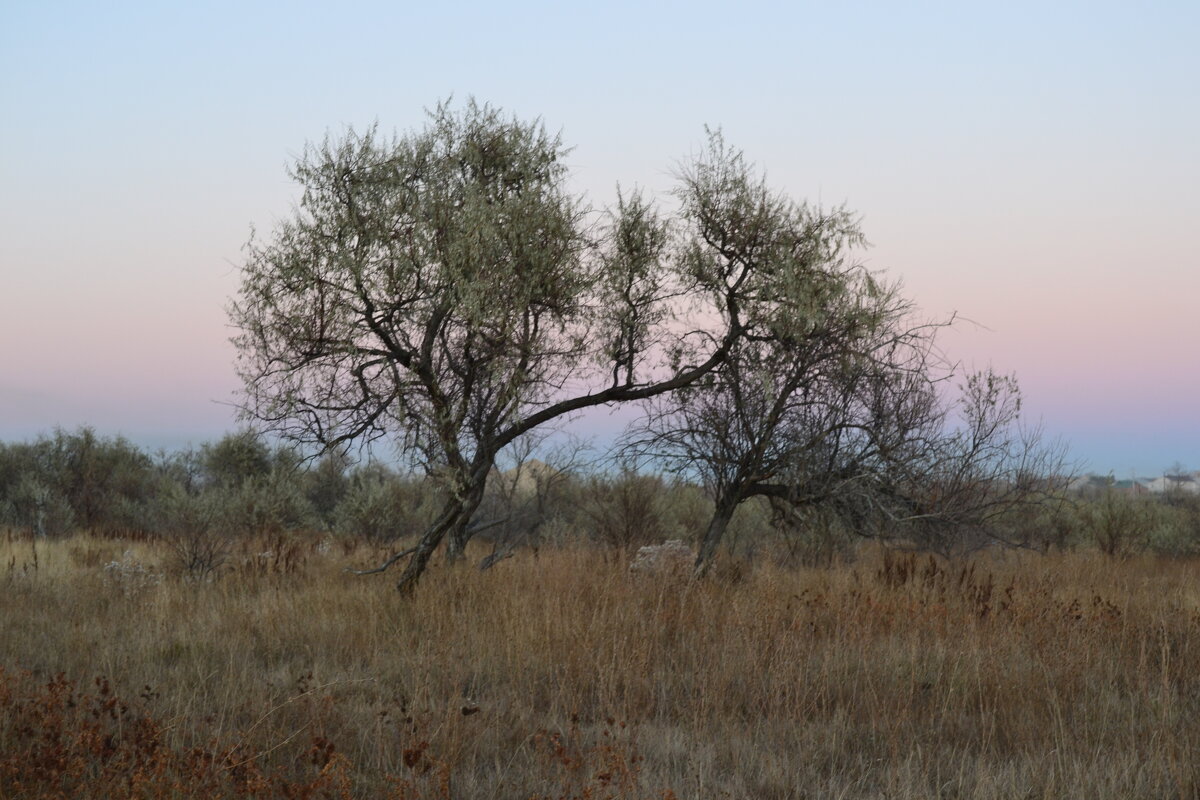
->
[232,100,1066,587]
[232,102,763,588]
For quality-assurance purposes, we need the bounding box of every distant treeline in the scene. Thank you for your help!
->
[3,427,1200,564]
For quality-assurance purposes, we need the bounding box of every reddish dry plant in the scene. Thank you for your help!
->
[0,669,360,799]
[527,717,658,800]
[0,666,669,800]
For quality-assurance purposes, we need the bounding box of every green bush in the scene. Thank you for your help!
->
[4,476,75,537]
[1083,491,1157,556]
[334,466,438,543]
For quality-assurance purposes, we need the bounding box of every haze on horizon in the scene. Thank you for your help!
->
[1,1,1196,476]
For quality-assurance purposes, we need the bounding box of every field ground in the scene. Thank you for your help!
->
[2,531,1200,799]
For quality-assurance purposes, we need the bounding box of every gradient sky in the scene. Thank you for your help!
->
[1,1,1196,474]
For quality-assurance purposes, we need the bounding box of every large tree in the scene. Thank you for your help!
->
[232,103,776,591]
[624,130,1071,569]
[631,220,1067,569]
[625,155,948,571]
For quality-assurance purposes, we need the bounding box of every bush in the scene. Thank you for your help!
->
[1148,494,1200,556]
[581,468,670,548]
[4,476,75,538]
[150,483,229,580]
[200,430,275,489]
[0,429,158,537]
[334,466,438,544]
[1084,491,1157,557]
[216,471,317,538]
[304,451,350,529]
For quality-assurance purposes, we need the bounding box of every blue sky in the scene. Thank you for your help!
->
[1,1,1197,473]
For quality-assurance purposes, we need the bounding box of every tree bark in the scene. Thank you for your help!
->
[395,498,463,594]
[694,491,741,577]
[444,519,470,563]
[444,478,488,563]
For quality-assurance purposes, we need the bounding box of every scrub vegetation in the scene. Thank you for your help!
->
[2,432,1200,798]
[2,528,1200,799]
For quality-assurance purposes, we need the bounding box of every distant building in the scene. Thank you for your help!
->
[1068,475,1114,494]
[1143,473,1200,495]
[1068,474,1158,497]
[1071,471,1200,497]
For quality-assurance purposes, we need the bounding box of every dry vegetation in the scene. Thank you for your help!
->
[3,531,1200,799]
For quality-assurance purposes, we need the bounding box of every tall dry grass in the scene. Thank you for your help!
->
[2,530,1199,798]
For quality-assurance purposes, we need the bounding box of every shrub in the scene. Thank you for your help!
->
[334,467,438,544]
[4,476,75,538]
[217,472,316,539]
[582,468,670,548]
[151,483,229,581]
[1085,491,1157,556]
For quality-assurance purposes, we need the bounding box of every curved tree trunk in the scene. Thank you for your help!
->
[694,491,741,577]
[395,536,442,596]
[395,498,465,594]
[444,524,468,563]
[444,477,488,563]
[396,461,494,591]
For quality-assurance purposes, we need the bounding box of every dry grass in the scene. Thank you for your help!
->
[2,530,1200,798]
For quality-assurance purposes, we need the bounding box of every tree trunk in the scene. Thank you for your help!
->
[694,491,741,577]
[393,467,493,592]
[444,518,470,563]
[444,480,488,563]
[395,498,464,594]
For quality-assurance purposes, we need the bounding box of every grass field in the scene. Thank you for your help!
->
[2,531,1199,799]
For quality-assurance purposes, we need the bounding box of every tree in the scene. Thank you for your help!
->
[0,428,157,537]
[625,141,1071,570]
[232,102,766,591]
[870,370,1072,556]
[199,430,274,489]
[626,159,945,570]
[636,308,1069,568]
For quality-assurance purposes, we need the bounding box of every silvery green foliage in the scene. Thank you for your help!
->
[673,130,868,345]
[200,430,275,489]
[152,482,217,537]
[233,100,602,468]
[333,467,437,544]
[105,495,157,536]
[149,438,316,540]
[628,132,927,568]
[8,476,75,538]
[629,132,1069,569]
[0,428,158,536]
[153,447,206,495]
[231,102,683,586]
[215,471,317,538]
[231,104,873,588]
[596,191,671,384]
